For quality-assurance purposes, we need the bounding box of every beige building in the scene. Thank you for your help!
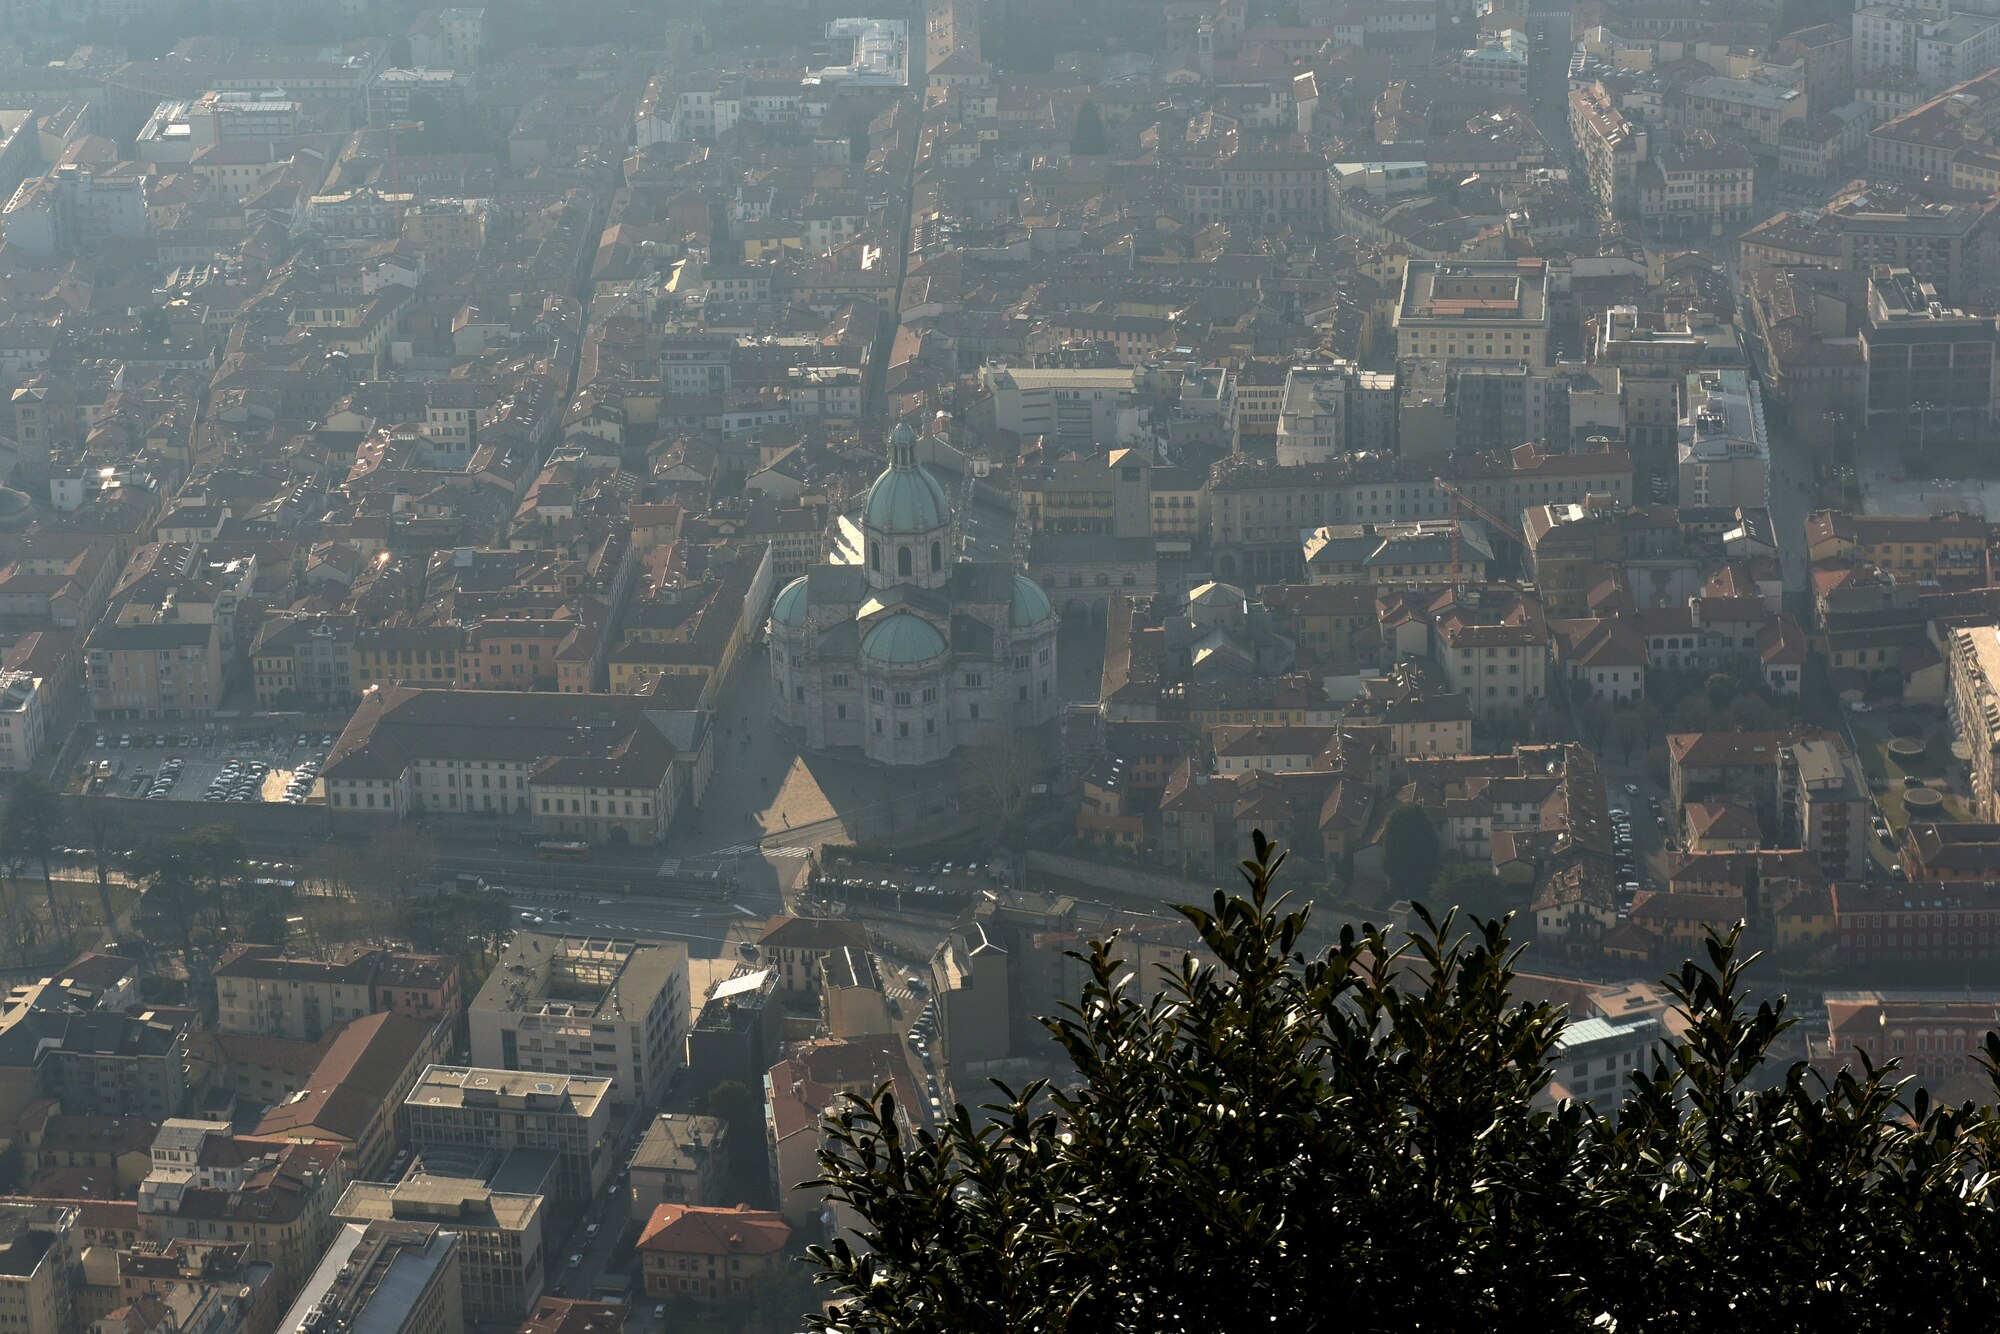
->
[136,1128,344,1300]
[212,944,461,1042]
[822,946,893,1039]
[627,1113,728,1220]
[335,1175,546,1324]
[274,1222,462,1334]
[1393,260,1550,366]
[1570,81,1648,216]
[756,916,868,996]
[1425,587,1550,721]
[252,1011,441,1182]
[84,620,220,721]
[1951,624,2000,821]
[467,935,687,1107]
[0,1203,77,1334]
[405,1066,613,1211]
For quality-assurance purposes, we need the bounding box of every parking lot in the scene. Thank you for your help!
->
[79,727,338,805]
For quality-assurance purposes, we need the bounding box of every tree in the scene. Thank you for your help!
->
[77,805,124,950]
[1072,101,1108,155]
[1607,709,1645,765]
[4,779,66,951]
[804,832,2000,1332]
[1705,671,1738,711]
[1430,865,1516,921]
[1576,695,1613,749]
[1380,803,1440,900]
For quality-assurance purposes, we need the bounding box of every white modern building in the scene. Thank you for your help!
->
[805,18,911,87]
[1677,368,1770,510]
[0,671,48,773]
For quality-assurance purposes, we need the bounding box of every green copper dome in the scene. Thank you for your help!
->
[1009,574,1053,628]
[862,464,951,536]
[771,575,810,627]
[861,613,948,665]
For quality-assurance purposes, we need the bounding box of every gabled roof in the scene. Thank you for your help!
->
[637,1203,790,1257]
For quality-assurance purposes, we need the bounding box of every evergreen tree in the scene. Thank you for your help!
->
[804,832,2000,1333]
[1072,101,1108,155]
[1381,802,1441,899]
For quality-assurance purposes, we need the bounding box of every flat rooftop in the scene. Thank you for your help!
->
[407,1064,611,1116]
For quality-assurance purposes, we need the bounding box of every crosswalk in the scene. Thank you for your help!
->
[659,845,814,874]
[885,985,915,1002]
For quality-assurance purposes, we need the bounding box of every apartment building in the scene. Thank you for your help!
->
[137,1130,343,1299]
[1272,363,1396,465]
[1673,75,1805,157]
[0,1204,77,1334]
[84,620,220,720]
[1951,623,2000,821]
[636,1205,790,1304]
[335,1175,546,1324]
[251,1012,439,1182]
[1206,443,1631,585]
[0,670,48,772]
[213,944,461,1041]
[404,1066,613,1212]
[1780,739,1871,880]
[1425,586,1549,720]
[627,1113,729,1218]
[1635,135,1755,235]
[1570,81,1649,217]
[37,1009,189,1121]
[467,935,687,1107]
[1178,151,1329,228]
[1677,368,1771,510]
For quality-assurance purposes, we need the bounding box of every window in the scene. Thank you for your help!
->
[898,721,910,737]
[869,687,884,703]
[794,686,805,701]
[831,674,849,688]
[837,704,847,719]
[894,690,912,706]
[930,540,942,571]
[898,546,913,577]
[922,687,938,703]
[963,673,983,688]
[869,543,880,571]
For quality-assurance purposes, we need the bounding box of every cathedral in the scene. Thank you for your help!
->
[769,423,1059,766]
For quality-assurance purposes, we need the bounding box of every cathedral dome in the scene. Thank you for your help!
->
[861,613,948,665]
[771,575,810,628]
[862,465,950,535]
[1009,574,1053,628]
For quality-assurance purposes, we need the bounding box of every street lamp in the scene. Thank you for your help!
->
[1914,400,1937,459]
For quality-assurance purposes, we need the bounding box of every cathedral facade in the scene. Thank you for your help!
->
[769,423,1059,765]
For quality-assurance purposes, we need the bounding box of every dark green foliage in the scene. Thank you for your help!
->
[1072,101,1108,155]
[804,832,2000,1333]
[1381,801,1441,899]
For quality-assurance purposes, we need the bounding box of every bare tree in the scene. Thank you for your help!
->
[966,731,1035,832]
[372,827,441,901]
[77,804,125,949]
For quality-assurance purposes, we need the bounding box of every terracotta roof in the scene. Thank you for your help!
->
[757,916,868,951]
[637,1203,790,1257]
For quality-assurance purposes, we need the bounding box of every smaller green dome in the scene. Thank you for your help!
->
[890,421,916,446]
[771,576,810,628]
[1009,575,1053,628]
[861,613,947,665]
